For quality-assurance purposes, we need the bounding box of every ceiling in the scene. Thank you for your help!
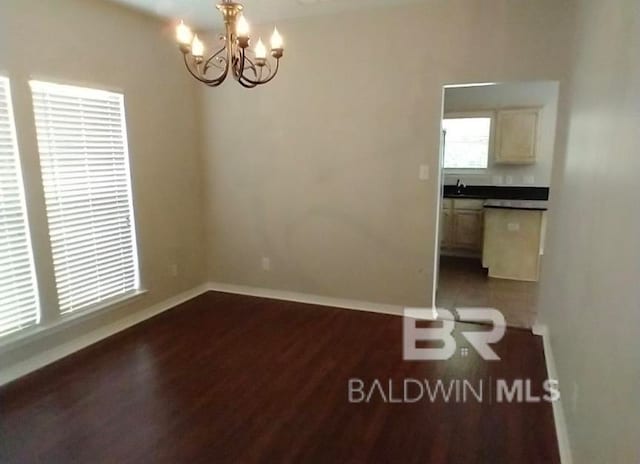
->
[109,0,422,29]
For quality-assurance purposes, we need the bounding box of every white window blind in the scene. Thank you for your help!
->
[443,117,491,169]
[0,77,40,337]
[30,81,139,315]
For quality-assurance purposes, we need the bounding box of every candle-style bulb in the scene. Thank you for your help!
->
[270,27,283,49]
[176,20,193,45]
[254,38,267,59]
[191,34,204,57]
[236,15,250,38]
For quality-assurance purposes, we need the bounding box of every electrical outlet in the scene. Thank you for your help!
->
[507,222,520,232]
[419,164,429,180]
[523,175,535,185]
[505,175,514,185]
[261,257,271,271]
[492,175,503,185]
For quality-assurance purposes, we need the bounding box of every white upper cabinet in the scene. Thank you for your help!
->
[494,108,539,164]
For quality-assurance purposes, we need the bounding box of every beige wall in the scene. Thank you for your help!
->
[537,0,640,462]
[2,1,638,460]
[200,0,574,307]
[0,0,205,367]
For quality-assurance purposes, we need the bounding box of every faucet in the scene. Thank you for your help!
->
[455,178,466,195]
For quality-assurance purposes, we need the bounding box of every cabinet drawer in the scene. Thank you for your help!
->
[453,199,484,210]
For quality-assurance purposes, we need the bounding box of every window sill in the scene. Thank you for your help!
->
[444,168,489,174]
[0,289,148,351]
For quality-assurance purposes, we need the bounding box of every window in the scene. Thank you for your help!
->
[30,81,139,315]
[0,77,40,337]
[442,116,492,169]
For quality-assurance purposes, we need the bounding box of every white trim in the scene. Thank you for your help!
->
[207,282,405,316]
[432,97,446,307]
[28,74,126,95]
[0,284,209,387]
[0,289,148,350]
[0,76,42,335]
[532,323,573,464]
[444,82,498,88]
[0,283,406,387]
[29,80,141,317]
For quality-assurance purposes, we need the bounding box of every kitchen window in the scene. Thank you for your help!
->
[30,80,140,315]
[442,115,492,169]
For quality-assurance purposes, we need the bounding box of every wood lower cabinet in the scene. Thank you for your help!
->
[441,199,483,254]
[453,210,483,250]
[441,197,546,281]
[440,207,453,247]
[482,208,544,281]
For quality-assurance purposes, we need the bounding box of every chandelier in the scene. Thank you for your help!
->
[175,0,284,88]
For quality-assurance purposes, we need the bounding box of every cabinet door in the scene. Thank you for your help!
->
[495,108,539,164]
[483,209,543,281]
[453,210,483,250]
[440,208,453,247]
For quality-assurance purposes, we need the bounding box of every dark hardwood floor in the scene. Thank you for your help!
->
[0,291,559,463]
[437,255,540,329]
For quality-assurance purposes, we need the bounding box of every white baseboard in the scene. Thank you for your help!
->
[207,281,405,316]
[0,283,210,387]
[1,283,404,387]
[532,323,573,464]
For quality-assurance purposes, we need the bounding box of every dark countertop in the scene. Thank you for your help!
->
[482,199,548,211]
[443,185,549,201]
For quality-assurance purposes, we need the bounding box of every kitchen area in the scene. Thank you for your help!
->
[436,81,558,328]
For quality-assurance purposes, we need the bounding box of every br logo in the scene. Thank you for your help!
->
[403,308,506,361]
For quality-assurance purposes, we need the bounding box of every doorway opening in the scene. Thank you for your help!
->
[433,80,560,329]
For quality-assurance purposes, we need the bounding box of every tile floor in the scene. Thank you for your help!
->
[436,255,539,329]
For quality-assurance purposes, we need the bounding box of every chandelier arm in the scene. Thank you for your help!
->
[203,43,228,73]
[237,50,276,85]
[183,53,228,86]
[232,46,246,80]
[236,50,258,84]
[237,76,259,88]
[233,48,261,88]
[237,52,260,81]
[237,69,259,87]
[237,72,258,88]
[239,58,280,86]
[260,60,271,79]
[246,60,260,79]
[237,51,257,88]
[182,55,208,82]
[233,46,257,82]
[206,78,231,88]
[204,56,227,73]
